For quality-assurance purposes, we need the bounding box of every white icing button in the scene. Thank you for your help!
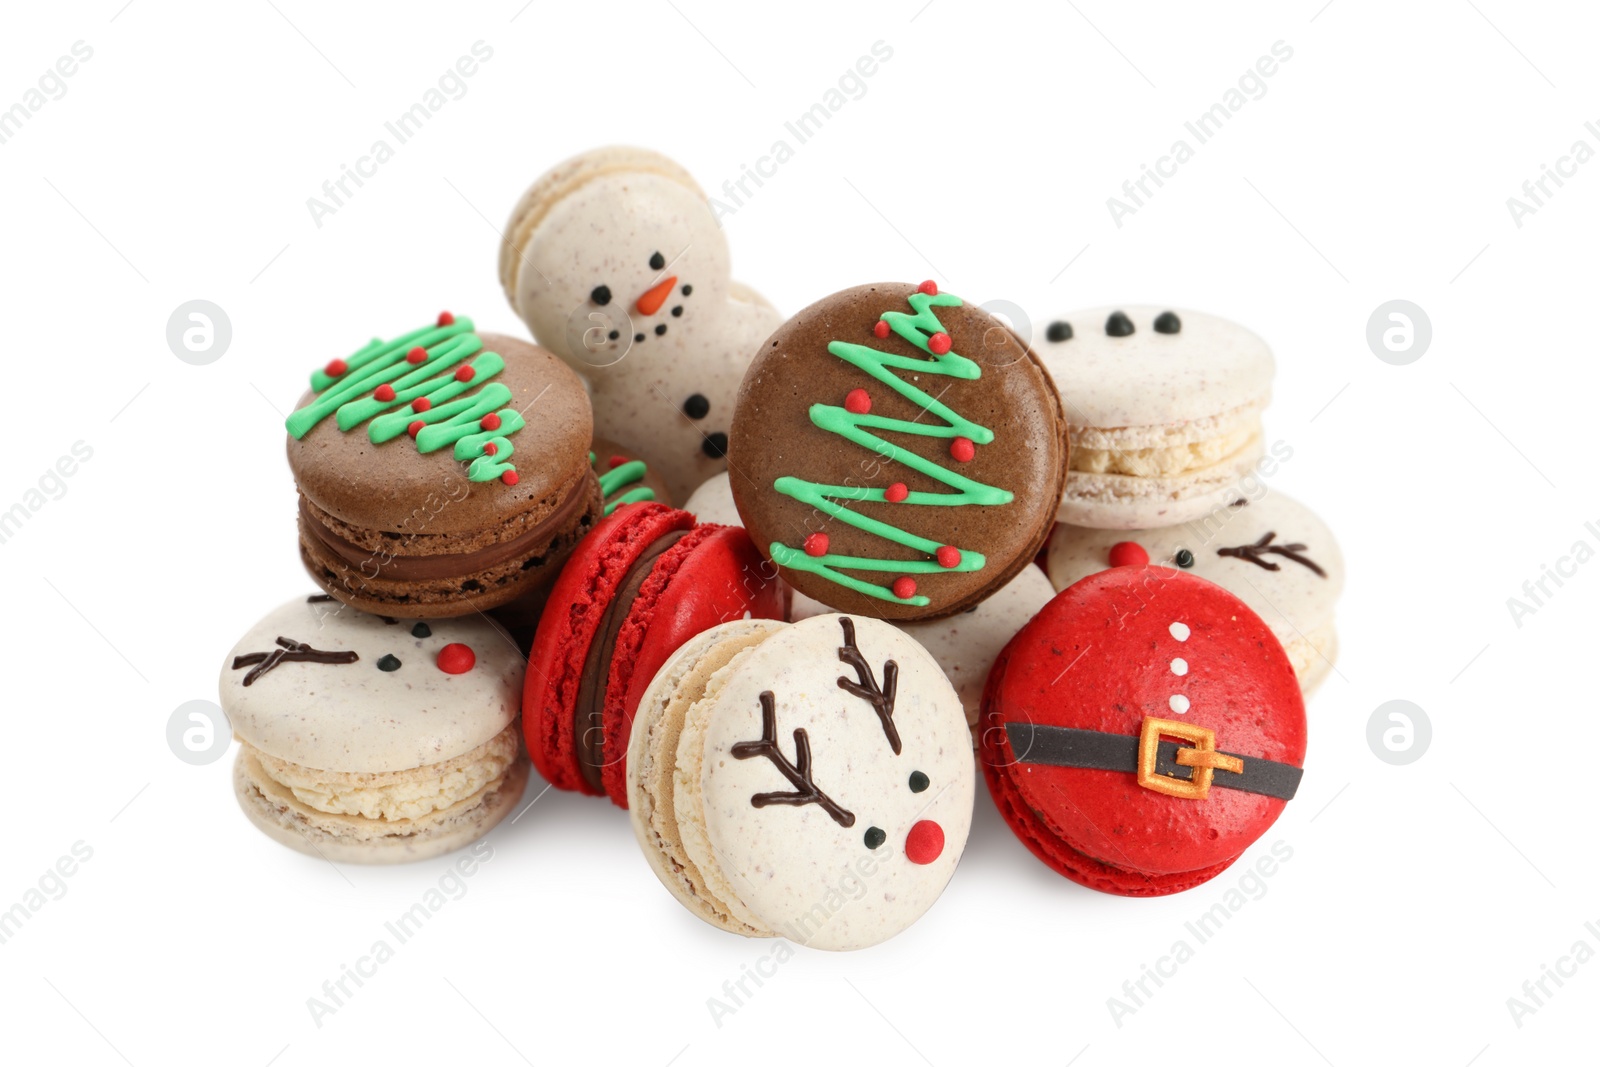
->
[1170,658,1188,676]
[1169,622,1190,642]
[1169,694,1190,714]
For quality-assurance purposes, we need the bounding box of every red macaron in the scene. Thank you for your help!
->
[978,565,1306,896]
[525,502,784,806]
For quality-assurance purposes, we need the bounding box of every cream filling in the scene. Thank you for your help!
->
[248,722,520,822]
[1069,402,1265,478]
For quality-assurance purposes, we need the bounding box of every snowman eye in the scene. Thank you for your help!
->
[590,285,611,306]
[908,771,929,793]
[648,251,665,270]
[863,826,886,849]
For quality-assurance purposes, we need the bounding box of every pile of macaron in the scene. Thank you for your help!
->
[220,146,1342,950]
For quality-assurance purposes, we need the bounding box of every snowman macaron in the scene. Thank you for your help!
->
[627,614,974,949]
[500,147,782,502]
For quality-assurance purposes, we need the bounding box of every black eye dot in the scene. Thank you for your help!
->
[671,306,683,317]
[681,284,693,296]
[683,393,710,419]
[1154,310,1182,334]
[863,826,886,849]
[590,285,611,306]
[608,330,620,341]
[377,654,402,672]
[1045,320,1073,343]
[655,323,667,336]
[702,432,728,458]
[909,771,929,793]
[1175,549,1195,568]
[411,623,431,638]
[649,251,665,270]
[634,333,645,343]
[1105,311,1135,337]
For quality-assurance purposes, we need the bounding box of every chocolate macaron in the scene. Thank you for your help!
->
[729,282,1067,621]
[288,313,601,617]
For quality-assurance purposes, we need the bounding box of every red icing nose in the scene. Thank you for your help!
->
[905,819,944,864]
[1108,540,1149,568]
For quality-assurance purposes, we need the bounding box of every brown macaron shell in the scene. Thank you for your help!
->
[290,331,602,617]
[729,283,1068,621]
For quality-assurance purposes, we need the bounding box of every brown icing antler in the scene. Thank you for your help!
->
[1217,531,1327,578]
[732,691,856,827]
[231,636,359,686]
[836,617,901,754]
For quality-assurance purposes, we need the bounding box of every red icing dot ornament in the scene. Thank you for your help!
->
[481,413,502,431]
[483,443,497,456]
[437,311,455,326]
[884,482,909,503]
[928,332,952,355]
[436,642,475,674]
[804,532,829,557]
[873,321,891,339]
[455,365,475,383]
[949,437,976,463]
[1108,541,1149,568]
[501,470,519,486]
[374,384,396,402]
[407,420,425,438]
[905,819,945,864]
[406,346,427,364]
[844,388,872,415]
[936,545,961,568]
[324,359,348,377]
[412,397,432,413]
[607,454,627,469]
[917,280,939,296]
[891,576,918,600]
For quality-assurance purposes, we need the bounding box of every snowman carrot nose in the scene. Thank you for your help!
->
[636,275,678,316]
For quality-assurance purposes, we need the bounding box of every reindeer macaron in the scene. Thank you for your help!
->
[500,147,782,502]
[626,613,974,950]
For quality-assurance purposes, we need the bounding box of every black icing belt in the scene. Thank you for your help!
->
[1004,722,1303,801]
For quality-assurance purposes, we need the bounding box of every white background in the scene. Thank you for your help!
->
[1,1,1594,1064]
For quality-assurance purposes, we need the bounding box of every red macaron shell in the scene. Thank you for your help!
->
[599,523,783,805]
[525,503,696,793]
[979,565,1306,895]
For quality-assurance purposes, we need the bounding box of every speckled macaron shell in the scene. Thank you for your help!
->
[1046,491,1343,693]
[1036,307,1273,530]
[222,596,524,772]
[235,753,528,865]
[627,618,788,937]
[682,471,741,527]
[501,146,782,502]
[684,614,974,950]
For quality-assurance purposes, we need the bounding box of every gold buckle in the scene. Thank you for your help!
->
[1136,717,1245,800]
